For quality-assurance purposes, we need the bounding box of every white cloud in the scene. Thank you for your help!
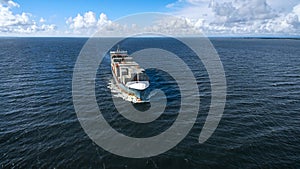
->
[65,1,300,37]
[0,0,19,7]
[66,11,98,30]
[66,12,127,36]
[0,0,56,35]
[166,0,300,36]
[39,17,46,23]
[293,3,300,17]
[97,13,111,27]
[67,11,95,34]
[266,0,299,14]
[143,16,202,36]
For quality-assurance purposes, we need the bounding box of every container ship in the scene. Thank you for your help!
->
[110,46,149,103]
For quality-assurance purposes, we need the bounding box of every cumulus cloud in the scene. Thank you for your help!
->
[0,0,56,35]
[66,12,133,36]
[166,0,300,36]
[67,11,97,30]
[209,0,273,23]
[67,11,101,34]
[66,11,203,36]
[66,0,300,37]
[292,3,300,17]
[143,16,203,36]
[0,0,19,7]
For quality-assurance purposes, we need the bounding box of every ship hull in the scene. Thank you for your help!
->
[112,69,146,103]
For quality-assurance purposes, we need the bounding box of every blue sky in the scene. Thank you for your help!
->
[1,0,300,36]
[9,0,174,32]
[14,0,173,20]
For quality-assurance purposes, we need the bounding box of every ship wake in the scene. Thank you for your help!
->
[108,80,150,103]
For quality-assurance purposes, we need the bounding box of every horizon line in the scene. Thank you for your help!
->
[0,35,299,39]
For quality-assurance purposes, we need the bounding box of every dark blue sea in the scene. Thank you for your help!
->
[0,37,300,168]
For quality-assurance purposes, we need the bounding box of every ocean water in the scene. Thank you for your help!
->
[0,37,300,168]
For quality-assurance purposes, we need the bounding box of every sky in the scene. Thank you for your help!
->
[0,0,300,37]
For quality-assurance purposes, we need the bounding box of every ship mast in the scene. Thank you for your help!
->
[117,45,120,52]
